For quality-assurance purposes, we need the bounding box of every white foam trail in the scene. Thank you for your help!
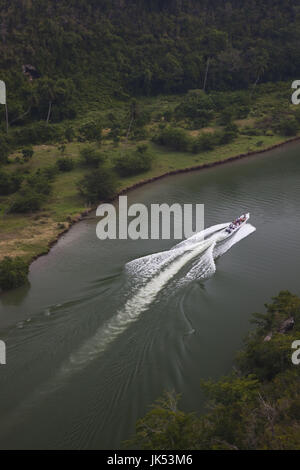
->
[125,223,228,282]
[3,221,258,437]
[0,221,256,437]
[59,234,217,376]
[57,222,256,377]
[181,223,256,285]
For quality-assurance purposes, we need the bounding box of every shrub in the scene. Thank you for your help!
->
[278,117,299,137]
[11,122,62,146]
[22,147,34,161]
[130,126,148,141]
[79,121,102,142]
[108,126,121,144]
[0,256,29,290]
[65,126,75,142]
[114,145,153,176]
[192,132,217,153]
[294,107,300,124]
[219,123,239,144]
[26,172,53,195]
[154,127,191,152]
[58,143,66,154]
[77,167,117,203]
[8,170,53,213]
[0,170,23,195]
[0,139,9,164]
[241,126,262,136]
[56,157,74,172]
[218,108,234,125]
[134,110,152,128]
[175,90,214,127]
[80,146,106,167]
[9,188,46,213]
[163,110,173,122]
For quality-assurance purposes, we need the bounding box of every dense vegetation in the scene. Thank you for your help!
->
[1,0,300,132]
[128,291,300,450]
[0,256,29,290]
[114,145,153,176]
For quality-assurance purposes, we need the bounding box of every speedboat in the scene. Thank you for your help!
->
[222,213,250,238]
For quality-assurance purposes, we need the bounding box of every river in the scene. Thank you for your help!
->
[0,141,300,449]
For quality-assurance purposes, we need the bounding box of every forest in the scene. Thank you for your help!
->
[1,0,300,130]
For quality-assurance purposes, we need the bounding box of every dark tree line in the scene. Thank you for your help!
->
[0,0,300,112]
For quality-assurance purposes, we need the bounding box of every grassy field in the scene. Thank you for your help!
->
[0,84,298,263]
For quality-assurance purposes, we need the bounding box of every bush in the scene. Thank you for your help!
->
[0,256,29,290]
[278,117,299,137]
[65,126,75,142]
[134,110,152,128]
[114,145,153,176]
[79,121,102,142]
[80,146,106,167]
[0,170,23,195]
[219,123,239,144]
[192,132,217,153]
[294,107,300,124]
[56,157,74,172]
[77,167,117,203]
[0,138,9,164]
[175,90,214,127]
[218,108,234,125]
[11,122,62,146]
[163,109,173,122]
[154,127,191,152]
[130,126,148,141]
[22,147,34,161]
[58,143,66,154]
[26,172,53,195]
[8,171,53,213]
[9,188,46,213]
[241,126,262,136]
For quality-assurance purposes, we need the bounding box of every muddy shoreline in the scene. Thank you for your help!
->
[31,135,300,265]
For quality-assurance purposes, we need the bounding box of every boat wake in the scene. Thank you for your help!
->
[0,220,256,432]
[58,220,256,376]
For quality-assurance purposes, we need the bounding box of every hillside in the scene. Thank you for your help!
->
[1,0,300,129]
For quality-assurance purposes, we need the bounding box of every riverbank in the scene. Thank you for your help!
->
[0,132,298,265]
[0,80,298,264]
